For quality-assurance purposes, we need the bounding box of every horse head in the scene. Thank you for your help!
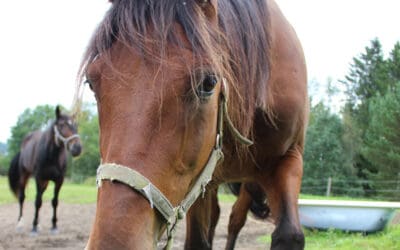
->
[54,106,82,157]
[82,1,235,249]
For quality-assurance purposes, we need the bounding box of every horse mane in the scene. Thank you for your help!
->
[43,121,57,145]
[77,0,271,152]
[36,120,69,168]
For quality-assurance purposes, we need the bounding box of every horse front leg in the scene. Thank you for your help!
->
[185,187,218,250]
[32,179,48,234]
[262,146,304,250]
[207,188,220,246]
[225,184,252,250]
[51,178,63,233]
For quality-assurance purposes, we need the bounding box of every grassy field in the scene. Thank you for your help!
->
[0,176,97,205]
[258,226,400,250]
[1,176,399,249]
[0,176,389,205]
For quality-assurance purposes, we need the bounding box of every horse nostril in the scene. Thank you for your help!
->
[71,144,82,157]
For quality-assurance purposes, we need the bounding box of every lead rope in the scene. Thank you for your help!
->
[165,207,184,250]
[220,78,253,146]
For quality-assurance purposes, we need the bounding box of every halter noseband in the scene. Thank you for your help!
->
[96,78,252,249]
[54,125,80,150]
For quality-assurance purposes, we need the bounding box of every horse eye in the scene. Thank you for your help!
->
[85,79,94,91]
[197,74,218,98]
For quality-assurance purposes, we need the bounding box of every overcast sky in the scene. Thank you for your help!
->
[0,0,399,142]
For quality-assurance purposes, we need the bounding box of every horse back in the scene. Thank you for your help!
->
[19,130,44,173]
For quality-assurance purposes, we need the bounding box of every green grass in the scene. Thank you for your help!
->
[0,178,242,205]
[1,174,383,205]
[305,226,400,250]
[299,194,377,201]
[217,193,237,203]
[259,225,400,250]
[0,176,97,205]
[1,175,394,205]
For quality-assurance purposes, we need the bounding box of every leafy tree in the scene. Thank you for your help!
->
[0,142,8,175]
[0,142,6,154]
[361,83,400,200]
[69,103,100,182]
[302,102,361,196]
[341,103,363,176]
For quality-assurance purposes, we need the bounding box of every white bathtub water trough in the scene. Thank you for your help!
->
[298,199,400,233]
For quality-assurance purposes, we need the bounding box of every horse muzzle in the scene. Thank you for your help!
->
[69,142,82,157]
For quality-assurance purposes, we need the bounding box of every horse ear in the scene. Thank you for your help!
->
[55,106,61,120]
[196,0,218,22]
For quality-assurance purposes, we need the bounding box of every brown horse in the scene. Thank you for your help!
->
[79,0,307,249]
[8,106,82,234]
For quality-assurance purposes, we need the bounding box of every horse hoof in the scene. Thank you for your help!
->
[51,228,59,234]
[16,219,24,233]
[16,226,24,233]
[30,230,39,237]
[16,218,24,233]
[30,225,40,236]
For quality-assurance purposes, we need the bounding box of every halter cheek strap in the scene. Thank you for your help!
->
[97,148,223,249]
[54,126,80,150]
[95,78,252,250]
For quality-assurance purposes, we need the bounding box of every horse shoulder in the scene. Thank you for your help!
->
[256,0,308,155]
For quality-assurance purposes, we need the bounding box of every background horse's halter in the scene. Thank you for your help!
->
[96,78,252,249]
[54,125,80,150]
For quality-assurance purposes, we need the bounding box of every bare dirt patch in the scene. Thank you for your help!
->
[0,202,274,250]
[1,202,398,250]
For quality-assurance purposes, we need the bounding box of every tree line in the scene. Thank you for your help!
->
[303,38,400,200]
[0,38,399,200]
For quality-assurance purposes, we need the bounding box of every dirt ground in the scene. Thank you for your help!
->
[0,202,274,250]
[1,201,399,250]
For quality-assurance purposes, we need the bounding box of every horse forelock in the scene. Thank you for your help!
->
[76,0,271,154]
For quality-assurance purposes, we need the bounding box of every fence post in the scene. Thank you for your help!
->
[326,177,332,197]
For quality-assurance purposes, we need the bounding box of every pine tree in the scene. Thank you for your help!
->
[342,39,400,198]
[362,83,400,200]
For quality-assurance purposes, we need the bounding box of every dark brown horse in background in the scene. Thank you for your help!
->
[79,0,307,249]
[8,106,82,234]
